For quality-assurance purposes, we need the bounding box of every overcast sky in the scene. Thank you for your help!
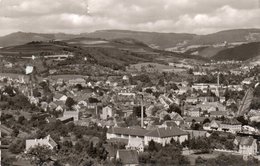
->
[0,0,259,36]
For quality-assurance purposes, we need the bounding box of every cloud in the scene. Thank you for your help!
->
[0,0,259,35]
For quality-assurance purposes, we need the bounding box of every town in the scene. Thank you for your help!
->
[1,54,260,165]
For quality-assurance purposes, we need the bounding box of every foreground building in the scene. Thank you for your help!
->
[107,126,188,147]
[234,136,257,156]
[25,135,57,151]
[144,127,188,146]
[116,149,139,166]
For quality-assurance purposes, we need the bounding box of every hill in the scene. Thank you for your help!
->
[83,30,196,49]
[213,42,260,61]
[1,29,260,51]
[0,32,79,47]
[187,29,260,45]
[0,38,206,73]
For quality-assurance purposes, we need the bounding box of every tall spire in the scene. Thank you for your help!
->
[216,72,220,97]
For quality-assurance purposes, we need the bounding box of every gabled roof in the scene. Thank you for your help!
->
[222,118,241,125]
[164,121,178,127]
[185,117,208,123]
[145,127,188,138]
[210,111,227,116]
[117,150,139,165]
[107,127,149,137]
[171,113,183,121]
[237,136,255,146]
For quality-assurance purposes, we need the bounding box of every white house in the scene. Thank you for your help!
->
[25,135,57,151]
[58,110,79,122]
[101,106,113,120]
[234,136,257,156]
[126,137,144,153]
[116,150,139,166]
[144,127,188,146]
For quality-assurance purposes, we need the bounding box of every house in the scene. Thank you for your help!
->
[196,102,226,113]
[126,137,144,153]
[186,97,198,104]
[144,127,188,146]
[28,96,39,105]
[220,119,242,133]
[55,105,64,112]
[53,93,67,102]
[219,97,226,103]
[198,96,216,103]
[25,135,57,151]
[184,117,208,127]
[185,130,210,138]
[58,110,79,122]
[107,126,188,147]
[107,127,149,141]
[210,111,228,118]
[242,77,254,85]
[206,119,242,133]
[116,150,139,166]
[68,78,86,86]
[234,136,257,156]
[170,113,184,126]
[226,99,236,107]
[176,87,189,95]
[161,121,178,128]
[101,105,113,120]
[187,108,201,117]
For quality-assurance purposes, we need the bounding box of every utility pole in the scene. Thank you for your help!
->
[138,92,144,128]
[216,72,220,97]
[141,94,144,128]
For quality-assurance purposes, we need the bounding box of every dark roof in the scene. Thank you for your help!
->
[165,121,178,127]
[107,127,150,137]
[237,136,255,146]
[117,150,139,165]
[185,117,209,123]
[107,138,129,145]
[145,127,188,138]
[210,111,227,116]
[222,118,241,125]
[104,144,117,158]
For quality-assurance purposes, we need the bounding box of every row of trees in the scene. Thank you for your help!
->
[139,139,190,165]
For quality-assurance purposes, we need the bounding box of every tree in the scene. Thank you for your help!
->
[24,145,54,165]
[148,140,157,152]
[65,97,76,109]
[145,88,153,94]
[158,78,165,87]
[164,114,171,121]
[89,97,99,103]
[167,104,182,115]
[11,128,19,137]
[9,139,25,154]
[133,106,146,118]
[17,116,26,125]
[203,118,211,124]
[187,68,193,75]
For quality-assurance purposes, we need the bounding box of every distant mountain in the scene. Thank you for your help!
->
[82,30,196,49]
[213,42,260,61]
[0,28,259,58]
[188,29,260,45]
[0,32,79,47]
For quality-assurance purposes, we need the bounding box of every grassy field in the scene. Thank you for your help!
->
[0,73,29,79]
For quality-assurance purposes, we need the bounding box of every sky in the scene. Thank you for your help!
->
[0,0,259,36]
